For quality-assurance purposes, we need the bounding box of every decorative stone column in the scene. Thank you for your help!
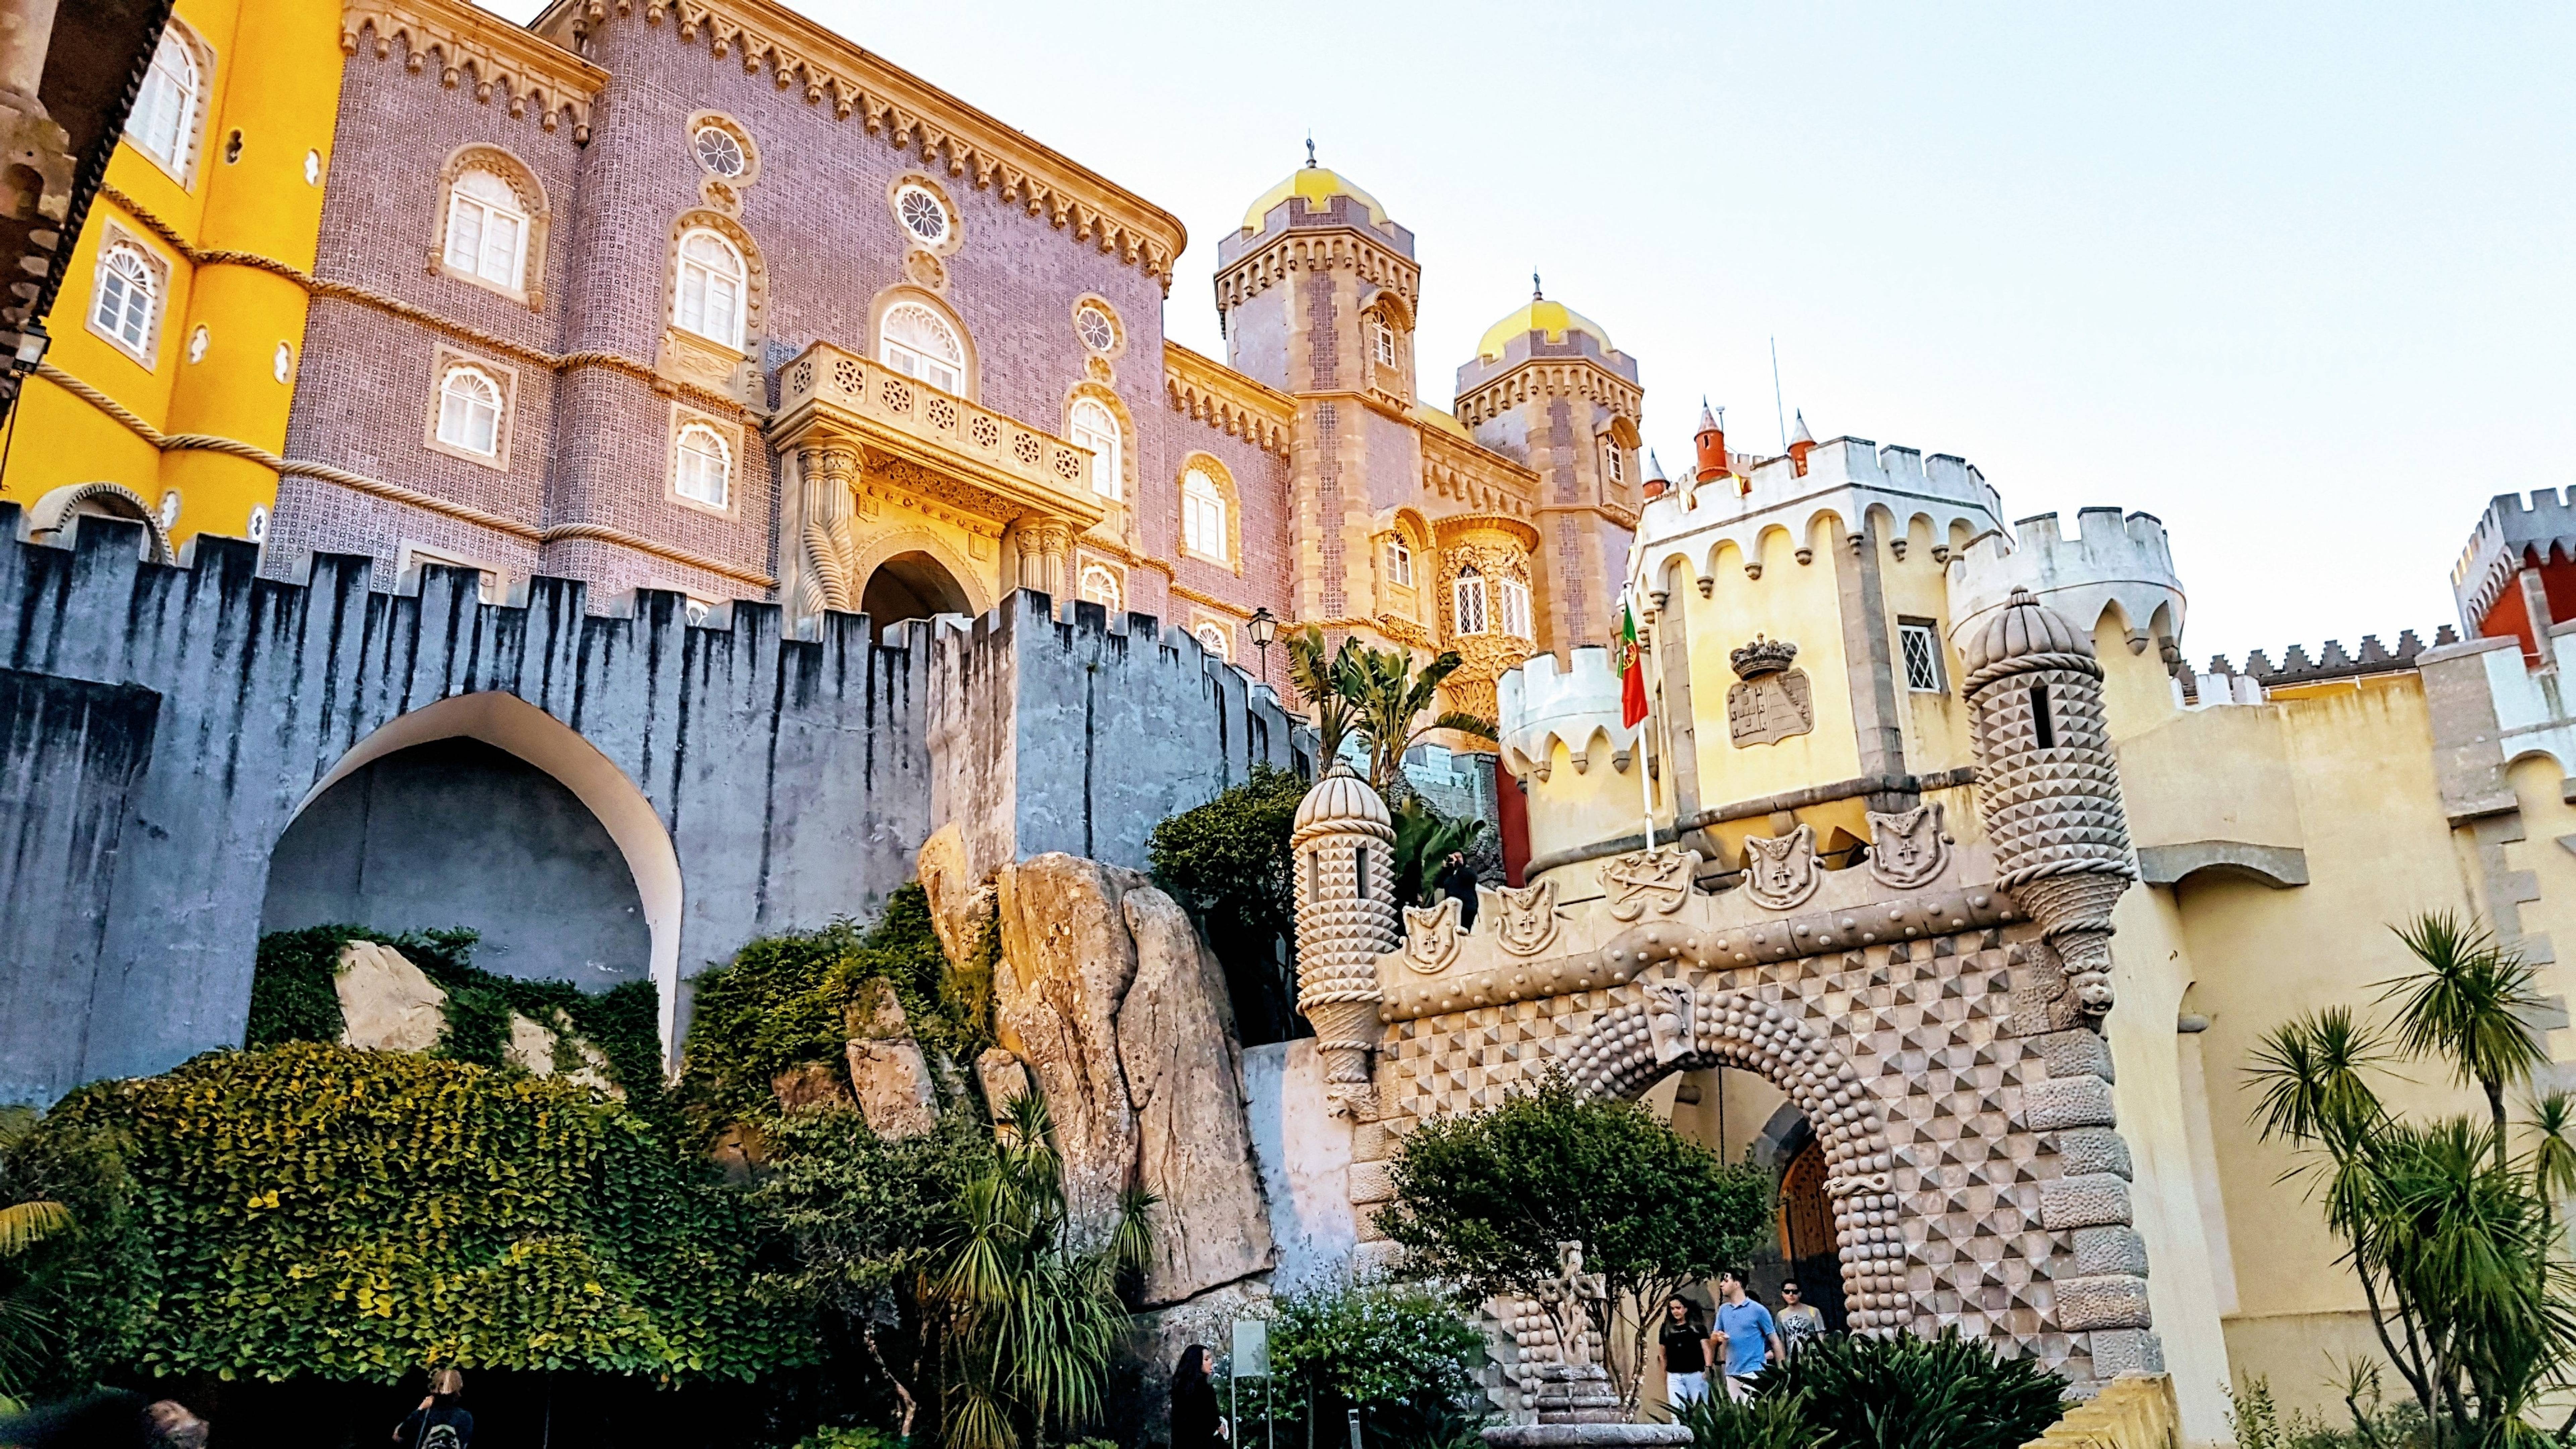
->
[1291,761,1397,1107]
[1962,588,2137,1022]
[795,444,860,618]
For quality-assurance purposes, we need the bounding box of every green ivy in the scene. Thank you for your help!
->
[25,1042,808,1385]
[246,925,666,1115]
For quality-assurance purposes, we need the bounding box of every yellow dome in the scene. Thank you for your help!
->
[1477,298,1613,362]
[1241,165,1390,232]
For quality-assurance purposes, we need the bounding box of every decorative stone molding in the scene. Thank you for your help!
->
[540,0,1184,287]
[1453,357,1641,432]
[1401,897,1460,974]
[1741,827,1822,911]
[1214,227,1418,324]
[342,0,610,142]
[428,143,550,309]
[1602,848,1696,922]
[1164,341,1291,456]
[1421,429,1539,520]
[1867,803,1953,891]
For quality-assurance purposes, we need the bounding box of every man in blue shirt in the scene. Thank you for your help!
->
[1713,1269,1782,1402]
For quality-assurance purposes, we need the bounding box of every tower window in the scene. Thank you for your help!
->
[1372,317,1397,369]
[693,125,746,177]
[674,228,747,348]
[1498,577,1533,639]
[1078,563,1123,612]
[1183,468,1228,559]
[90,240,163,360]
[1069,397,1121,499]
[128,29,201,177]
[2030,685,2055,748]
[435,365,504,456]
[1387,538,1413,587]
[675,421,732,507]
[895,183,952,246]
[1195,622,1230,660]
[1452,568,1489,636]
[444,168,529,291]
[1606,444,1625,485]
[1898,620,1945,693]
[1355,845,1370,898]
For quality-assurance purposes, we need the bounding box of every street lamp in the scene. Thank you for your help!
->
[1247,606,1277,689]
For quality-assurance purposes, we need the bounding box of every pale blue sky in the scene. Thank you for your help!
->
[493,0,2574,664]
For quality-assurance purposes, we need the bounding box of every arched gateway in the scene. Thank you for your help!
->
[1296,590,2157,1408]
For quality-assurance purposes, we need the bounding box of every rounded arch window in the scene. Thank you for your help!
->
[693,125,746,177]
[92,242,159,354]
[881,302,964,394]
[1075,304,1118,354]
[1078,563,1122,613]
[675,422,732,507]
[1452,566,1489,635]
[1068,396,1121,500]
[1194,622,1231,660]
[128,28,200,174]
[895,184,952,247]
[436,365,503,456]
[443,168,529,290]
[1182,467,1227,560]
[675,228,747,348]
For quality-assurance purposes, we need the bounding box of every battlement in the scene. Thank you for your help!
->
[1950,507,2186,653]
[1630,434,2006,591]
[1496,645,1636,778]
[2176,627,2453,707]
[2453,488,2576,631]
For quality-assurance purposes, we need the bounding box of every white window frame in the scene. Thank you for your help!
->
[1898,619,1946,693]
[1078,562,1123,613]
[694,125,747,177]
[1372,317,1398,369]
[1194,622,1231,660]
[88,236,165,366]
[442,168,530,293]
[895,183,952,248]
[674,228,747,350]
[1498,576,1533,639]
[1605,442,1625,485]
[880,302,965,394]
[1069,397,1122,500]
[673,419,733,510]
[1387,537,1414,588]
[1452,568,1489,636]
[434,365,504,457]
[1182,468,1228,560]
[128,28,203,181]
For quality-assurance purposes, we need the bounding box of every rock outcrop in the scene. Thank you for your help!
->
[1119,888,1277,1302]
[993,853,1147,1246]
[335,941,445,1054]
[845,978,938,1138]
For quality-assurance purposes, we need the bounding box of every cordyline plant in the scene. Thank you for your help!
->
[2248,910,2576,1448]
[1284,625,1495,794]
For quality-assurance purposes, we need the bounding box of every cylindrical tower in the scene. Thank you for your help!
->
[1291,761,1398,1094]
[1962,588,2137,1019]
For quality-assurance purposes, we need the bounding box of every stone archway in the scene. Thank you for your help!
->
[860,546,974,638]
[1553,982,1906,1334]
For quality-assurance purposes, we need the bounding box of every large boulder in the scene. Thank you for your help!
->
[993,853,1147,1245]
[335,940,445,1054]
[845,977,937,1137]
[1118,888,1277,1304]
[916,822,992,969]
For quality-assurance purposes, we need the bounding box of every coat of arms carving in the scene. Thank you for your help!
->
[1402,896,1461,974]
[1725,636,1813,748]
[1494,879,1564,957]
[1867,802,1953,890]
[1604,848,1700,922]
[1742,824,1822,911]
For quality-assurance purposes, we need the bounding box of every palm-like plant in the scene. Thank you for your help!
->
[1285,625,1363,768]
[1282,625,1496,795]
[2379,912,2548,1171]
[928,1093,1151,1449]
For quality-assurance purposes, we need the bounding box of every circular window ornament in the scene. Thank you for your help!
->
[1075,305,1117,354]
[694,125,746,177]
[896,184,951,246]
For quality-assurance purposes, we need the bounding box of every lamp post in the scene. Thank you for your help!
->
[1247,606,1278,690]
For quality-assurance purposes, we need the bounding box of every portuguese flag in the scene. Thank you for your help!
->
[1619,601,1650,728]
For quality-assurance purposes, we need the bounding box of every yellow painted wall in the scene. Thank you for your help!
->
[1678,517,1867,813]
[3,0,341,545]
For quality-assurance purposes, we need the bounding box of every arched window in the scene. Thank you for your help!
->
[1068,397,1121,500]
[1371,316,1398,369]
[1183,468,1227,559]
[1386,537,1414,588]
[1452,567,1489,636]
[91,242,160,357]
[1498,576,1533,639]
[1078,563,1122,612]
[128,29,200,174]
[1605,442,1625,485]
[674,229,746,349]
[675,422,732,507]
[880,302,963,393]
[1195,622,1230,660]
[443,169,528,290]
[435,365,503,456]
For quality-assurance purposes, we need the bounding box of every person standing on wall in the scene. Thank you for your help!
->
[1437,851,1481,931]
[1655,1295,1712,1406]
[1774,1280,1827,1358]
[1713,1269,1782,1402]
[1170,1343,1227,1449]
[393,1370,473,1449]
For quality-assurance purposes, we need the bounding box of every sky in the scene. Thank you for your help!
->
[490,0,2574,665]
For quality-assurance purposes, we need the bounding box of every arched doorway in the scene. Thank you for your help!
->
[1650,1068,1850,1332]
[262,692,687,1048]
[860,549,971,637]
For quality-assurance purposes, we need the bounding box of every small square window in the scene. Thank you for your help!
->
[1898,620,1944,693]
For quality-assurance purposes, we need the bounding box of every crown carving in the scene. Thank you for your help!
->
[1730,636,1799,680]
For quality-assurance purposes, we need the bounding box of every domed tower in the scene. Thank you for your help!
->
[1963,588,2139,1021]
[1455,284,1642,653]
[1291,761,1399,1098]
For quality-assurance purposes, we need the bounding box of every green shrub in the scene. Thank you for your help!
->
[793,1426,905,1449]
[1230,1280,1489,1445]
[21,1041,806,1385]
[1672,1389,1817,1449]
[1751,1329,2063,1449]
[1148,763,1305,1042]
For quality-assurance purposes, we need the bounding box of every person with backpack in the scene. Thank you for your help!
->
[394,1370,472,1449]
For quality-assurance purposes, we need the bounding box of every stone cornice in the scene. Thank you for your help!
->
[1420,428,1537,521]
[1454,355,1642,429]
[534,0,1185,289]
[342,0,611,142]
[1533,499,1641,531]
[1213,227,1419,318]
[1164,342,1291,456]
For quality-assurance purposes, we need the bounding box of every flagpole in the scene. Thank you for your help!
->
[1630,589,1656,853]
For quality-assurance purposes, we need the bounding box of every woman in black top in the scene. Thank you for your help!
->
[1170,1343,1226,1449]
[1655,1296,1713,1407]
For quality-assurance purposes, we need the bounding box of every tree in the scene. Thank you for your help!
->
[926,1094,1152,1449]
[1377,1076,1768,1414]
[2248,910,2576,1448]
[1147,763,1308,1042]
[1284,627,1496,794]
[1245,1280,1490,1445]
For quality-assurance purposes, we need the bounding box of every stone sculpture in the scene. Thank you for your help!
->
[1867,802,1952,890]
[1291,762,1399,1106]
[1725,636,1814,746]
[1961,588,2138,1020]
[1602,847,1698,921]
[1403,896,1462,974]
[1535,1240,1607,1371]
[1741,824,1822,910]
[1492,878,1563,957]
